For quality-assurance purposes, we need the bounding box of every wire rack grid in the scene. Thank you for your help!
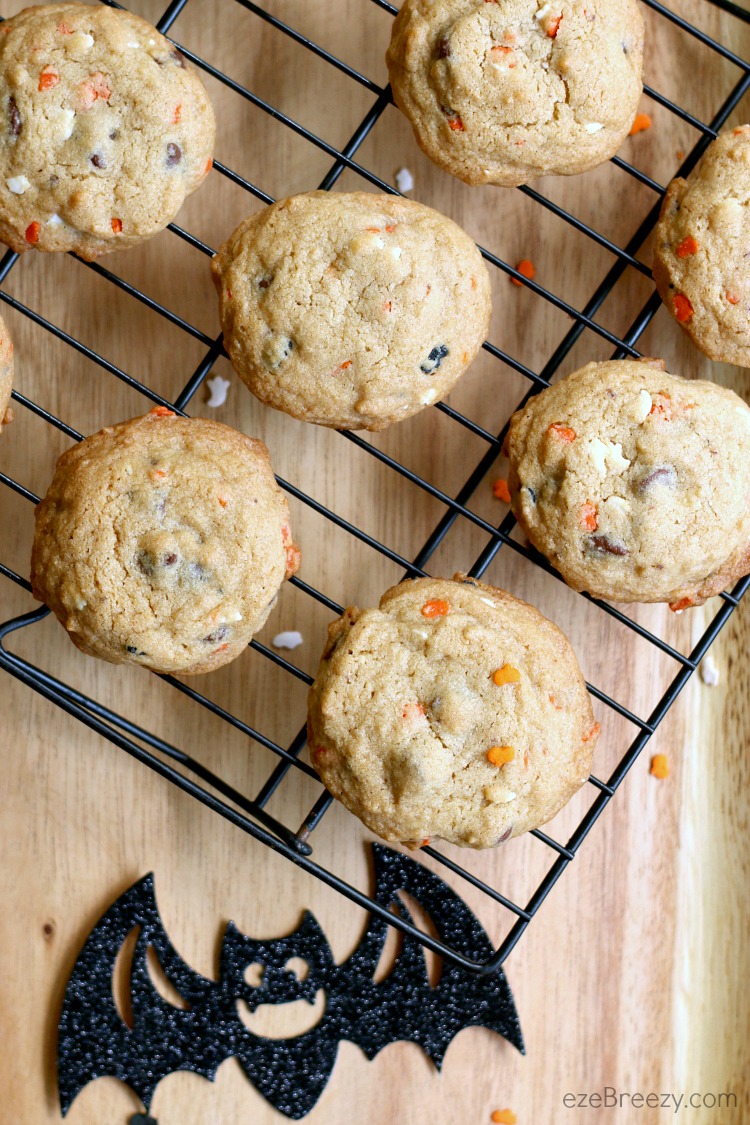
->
[0,0,748,976]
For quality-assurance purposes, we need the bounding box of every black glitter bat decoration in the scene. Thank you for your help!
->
[58,844,523,1120]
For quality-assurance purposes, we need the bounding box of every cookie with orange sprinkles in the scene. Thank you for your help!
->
[31,409,299,675]
[0,3,215,259]
[307,574,597,848]
[653,125,750,367]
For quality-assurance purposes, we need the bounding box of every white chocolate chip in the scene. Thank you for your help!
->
[634,389,653,423]
[535,3,552,18]
[700,654,720,686]
[47,214,63,227]
[480,597,498,607]
[52,107,76,141]
[206,374,230,408]
[413,629,429,640]
[70,30,94,50]
[586,437,631,476]
[272,631,303,650]
[6,176,30,195]
[395,167,414,193]
[73,597,88,610]
[602,495,630,518]
[351,232,385,252]
[585,122,604,133]
[229,610,243,622]
[389,245,403,260]
[484,781,517,802]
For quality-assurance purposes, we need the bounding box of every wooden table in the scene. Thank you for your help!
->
[1,1,748,1122]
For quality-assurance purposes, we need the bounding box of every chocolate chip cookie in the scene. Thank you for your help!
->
[0,312,13,434]
[0,3,215,260]
[506,359,750,607]
[211,191,492,431]
[652,125,750,368]
[386,0,644,187]
[307,574,598,848]
[31,408,300,675]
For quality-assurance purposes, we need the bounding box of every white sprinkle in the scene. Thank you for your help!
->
[206,375,231,408]
[634,389,652,423]
[585,122,604,134]
[6,176,30,195]
[149,38,156,45]
[272,630,303,650]
[421,388,438,404]
[229,610,243,622]
[700,654,720,686]
[74,597,87,610]
[127,40,140,48]
[535,3,552,19]
[395,167,414,193]
[389,245,403,260]
[480,597,497,607]
[413,629,429,640]
[490,61,513,74]
[47,214,63,227]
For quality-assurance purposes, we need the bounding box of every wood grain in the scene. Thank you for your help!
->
[0,1,748,1122]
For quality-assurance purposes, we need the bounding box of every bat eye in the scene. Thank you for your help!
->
[283,957,309,982]
[244,962,265,988]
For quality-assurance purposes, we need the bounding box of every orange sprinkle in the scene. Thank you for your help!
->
[523,749,530,768]
[629,113,652,136]
[649,753,669,780]
[150,470,167,480]
[673,293,694,323]
[511,258,535,287]
[285,543,301,574]
[57,20,73,33]
[203,158,213,175]
[111,217,123,234]
[365,226,381,233]
[582,721,601,744]
[215,643,230,653]
[218,497,227,508]
[385,223,396,233]
[24,221,40,244]
[462,351,469,363]
[487,746,515,767]
[150,405,175,417]
[492,479,511,503]
[491,45,516,66]
[331,359,353,377]
[421,599,449,618]
[579,501,598,532]
[549,422,576,442]
[403,702,426,721]
[471,276,478,290]
[549,693,562,710]
[39,67,59,91]
[172,103,182,125]
[493,665,521,686]
[669,596,694,612]
[649,393,673,421]
[383,299,392,313]
[448,116,465,131]
[726,291,740,305]
[677,236,699,258]
[547,13,562,36]
[492,1110,517,1124]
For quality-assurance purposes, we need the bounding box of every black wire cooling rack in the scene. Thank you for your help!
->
[0,0,748,976]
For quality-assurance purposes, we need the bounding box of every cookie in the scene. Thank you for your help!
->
[386,0,644,187]
[652,125,750,368]
[0,3,215,260]
[30,408,300,675]
[307,574,597,848]
[505,359,750,606]
[211,191,491,431]
[0,311,14,434]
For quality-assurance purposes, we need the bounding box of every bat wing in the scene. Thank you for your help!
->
[58,873,220,1116]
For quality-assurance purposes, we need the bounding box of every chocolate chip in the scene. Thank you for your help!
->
[109,129,119,140]
[640,465,677,490]
[258,277,272,289]
[49,174,59,187]
[8,97,21,137]
[90,152,107,169]
[187,562,207,581]
[420,344,449,374]
[126,645,138,654]
[163,553,178,566]
[166,142,182,167]
[497,825,513,844]
[437,37,451,58]
[137,551,155,576]
[525,486,536,504]
[204,624,230,644]
[590,534,628,557]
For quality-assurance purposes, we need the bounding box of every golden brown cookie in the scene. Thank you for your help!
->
[0,3,215,260]
[307,574,598,848]
[0,312,13,434]
[211,191,492,431]
[506,359,750,606]
[31,408,300,675]
[386,0,644,187]
[652,125,750,367]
